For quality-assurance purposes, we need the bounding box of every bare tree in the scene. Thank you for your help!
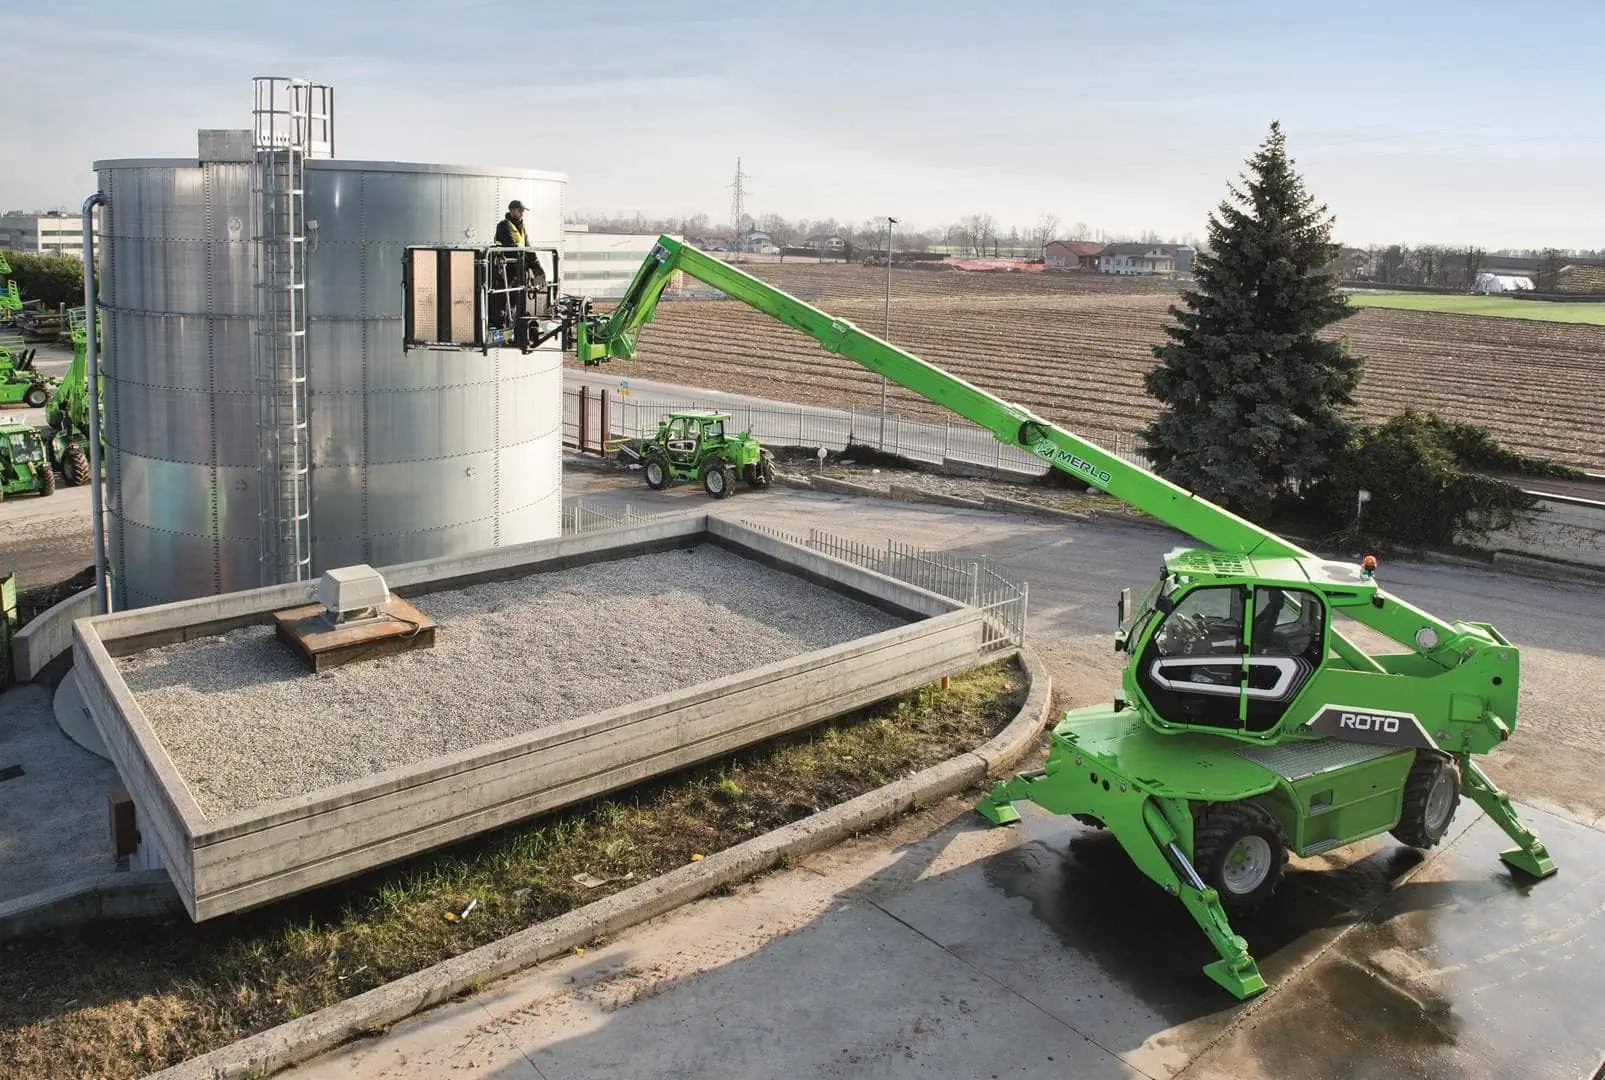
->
[960,213,996,257]
[1030,211,1062,256]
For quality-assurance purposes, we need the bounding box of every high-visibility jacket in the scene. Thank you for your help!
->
[494,215,527,246]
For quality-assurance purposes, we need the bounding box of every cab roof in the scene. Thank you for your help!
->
[1163,547,1378,594]
[665,410,732,421]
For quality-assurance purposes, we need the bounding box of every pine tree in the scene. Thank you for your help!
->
[1143,121,1362,519]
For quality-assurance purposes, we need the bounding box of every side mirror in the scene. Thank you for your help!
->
[1116,587,1131,631]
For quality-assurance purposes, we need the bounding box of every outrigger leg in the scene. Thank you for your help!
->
[974,773,1267,999]
[1459,756,1557,879]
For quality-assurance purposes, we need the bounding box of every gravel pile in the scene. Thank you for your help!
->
[118,546,907,818]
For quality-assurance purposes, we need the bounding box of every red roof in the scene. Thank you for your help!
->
[1044,241,1104,257]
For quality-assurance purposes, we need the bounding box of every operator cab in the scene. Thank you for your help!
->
[1116,549,1371,737]
[4,427,44,463]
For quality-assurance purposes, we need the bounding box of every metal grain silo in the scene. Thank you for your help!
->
[94,115,565,608]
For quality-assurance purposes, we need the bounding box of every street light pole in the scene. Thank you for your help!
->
[880,215,897,450]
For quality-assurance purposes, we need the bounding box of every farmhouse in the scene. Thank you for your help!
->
[1044,240,1104,269]
[1097,243,1183,275]
[804,234,849,252]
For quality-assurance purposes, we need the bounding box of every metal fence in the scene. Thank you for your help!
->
[741,521,1028,654]
[564,385,1149,481]
[561,499,664,535]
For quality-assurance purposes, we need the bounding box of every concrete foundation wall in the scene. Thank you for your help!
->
[11,587,94,683]
[1481,497,1605,570]
[75,516,993,921]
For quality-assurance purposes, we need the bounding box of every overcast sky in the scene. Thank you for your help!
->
[2,0,1600,249]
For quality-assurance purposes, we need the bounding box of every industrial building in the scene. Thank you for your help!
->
[0,211,97,256]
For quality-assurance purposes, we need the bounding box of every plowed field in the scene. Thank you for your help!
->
[578,263,1605,471]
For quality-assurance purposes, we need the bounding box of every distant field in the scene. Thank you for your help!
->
[587,263,1605,470]
[1346,291,1605,325]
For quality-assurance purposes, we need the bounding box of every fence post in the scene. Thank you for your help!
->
[600,389,610,453]
[1020,582,1029,646]
[577,385,590,454]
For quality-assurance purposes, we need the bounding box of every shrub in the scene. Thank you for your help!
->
[3,251,86,307]
[1301,411,1572,549]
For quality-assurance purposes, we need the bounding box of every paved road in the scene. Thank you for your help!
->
[282,484,1605,1080]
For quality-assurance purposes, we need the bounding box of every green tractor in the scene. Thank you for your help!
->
[0,422,56,500]
[616,410,774,499]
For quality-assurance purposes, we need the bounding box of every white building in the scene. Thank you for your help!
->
[562,227,684,299]
[1473,272,1534,294]
[0,212,96,257]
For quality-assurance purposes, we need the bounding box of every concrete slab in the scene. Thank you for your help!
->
[1181,804,1605,1080]
[51,667,108,758]
[279,793,1602,1080]
[0,682,119,904]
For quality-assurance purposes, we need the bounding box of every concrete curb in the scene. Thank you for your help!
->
[1085,508,1176,534]
[981,493,1091,522]
[149,650,1052,1080]
[772,471,814,491]
[1492,551,1605,586]
[888,484,987,511]
[0,870,181,940]
[809,474,887,498]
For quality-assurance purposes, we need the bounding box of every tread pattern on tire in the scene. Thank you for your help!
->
[1192,800,1289,911]
[1390,751,1459,850]
[65,444,91,487]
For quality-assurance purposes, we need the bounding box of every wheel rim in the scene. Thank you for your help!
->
[1221,835,1273,894]
[646,462,664,485]
[1425,770,1456,833]
[707,470,724,493]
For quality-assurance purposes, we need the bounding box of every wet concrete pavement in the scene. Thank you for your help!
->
[283,791,1602,1080]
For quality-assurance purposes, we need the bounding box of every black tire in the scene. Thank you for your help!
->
[1192,801,1289,912]
[644,456,669,490]
[23,385,48,408]
[39,463,56,497]
[746,455,773,489]
[64,443,91,487]
[702,463,732,499]
[1390,752,1459,850]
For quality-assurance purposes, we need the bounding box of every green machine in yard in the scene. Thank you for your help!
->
[613,409,775,498]
[0,422,56,499]
[41,306,97,485]
[403,236,1558,999]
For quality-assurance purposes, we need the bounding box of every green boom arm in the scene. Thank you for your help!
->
[580,237,1307,558]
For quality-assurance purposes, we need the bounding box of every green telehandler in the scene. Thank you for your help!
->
[403,236,1558,1000]
[0,422,56,499]
[612,409,774,498]
[0,337,54,409]
[41,306,97,486]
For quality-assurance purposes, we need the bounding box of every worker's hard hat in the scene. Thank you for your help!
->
[508,200,525,211]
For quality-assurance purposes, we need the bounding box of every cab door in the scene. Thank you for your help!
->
[1135,585,1248,729]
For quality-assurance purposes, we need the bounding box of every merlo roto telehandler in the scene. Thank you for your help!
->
[402,235,1558,999]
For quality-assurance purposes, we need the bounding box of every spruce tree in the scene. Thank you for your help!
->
[1144,121,1362,519]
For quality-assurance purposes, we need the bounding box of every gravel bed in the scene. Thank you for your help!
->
[117,546,907,818]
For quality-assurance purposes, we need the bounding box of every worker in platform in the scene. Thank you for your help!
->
[495,199,529,247]
[490,200,547,351]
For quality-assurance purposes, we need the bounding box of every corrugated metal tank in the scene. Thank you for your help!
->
[94,149,565,608]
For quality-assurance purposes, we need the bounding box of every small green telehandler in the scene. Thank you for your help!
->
[611,409,774,498]
[0,422,56,499]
